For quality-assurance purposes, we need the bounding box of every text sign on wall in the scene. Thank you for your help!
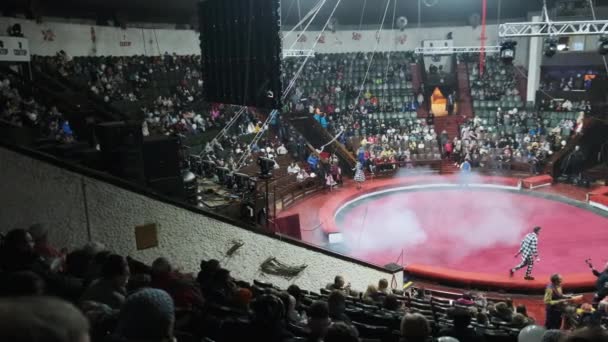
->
[422,39,453,51]
[0,36,30,62]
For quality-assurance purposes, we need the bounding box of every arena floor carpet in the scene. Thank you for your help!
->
[279,175,608,292]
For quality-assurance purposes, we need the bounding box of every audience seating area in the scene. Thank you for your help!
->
[283,51,418,114]
[283,51,440,172]
[3,35,608,342]
[1,223,603,342]
[0,70,73,142]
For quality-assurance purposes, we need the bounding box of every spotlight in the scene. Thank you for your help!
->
[216,166,230,184]
[499,41,517,64]
[234,172,250,191]
[201,160,216,178]
[544,38,558,57]
[599,36,608,55]
[257,157,275,179]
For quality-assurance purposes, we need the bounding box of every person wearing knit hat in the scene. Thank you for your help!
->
[114,288,175,342]
[541,329,566,342]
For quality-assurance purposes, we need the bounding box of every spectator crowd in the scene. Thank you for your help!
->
[1,223,608,342]
[0,72,74,142]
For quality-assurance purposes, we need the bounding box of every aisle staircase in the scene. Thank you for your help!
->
[434,115,464,175]
[286,113,356,176]
[434,116,461,143]
[456,62,474,119]
[1,66,125,142]
[440,159,461,174]
[31,67,126,123]
[514,66,528,103]
[411,62,423,91]
[546,118,608,177]
[410,62,429,119]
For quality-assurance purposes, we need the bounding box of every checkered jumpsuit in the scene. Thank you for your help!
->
[513,233,538,277]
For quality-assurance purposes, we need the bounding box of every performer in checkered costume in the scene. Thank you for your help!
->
[510,226,541,280]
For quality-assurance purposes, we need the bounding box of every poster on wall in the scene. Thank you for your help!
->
[0,36,30,62]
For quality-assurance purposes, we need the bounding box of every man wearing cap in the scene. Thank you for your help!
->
[113,288,175,342]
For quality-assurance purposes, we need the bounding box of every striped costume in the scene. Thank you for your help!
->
[513,232,539,278]
[354,162,366,183]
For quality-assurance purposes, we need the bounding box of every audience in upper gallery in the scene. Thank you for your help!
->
[283,51,441,166]
[0,73,73,142]
[539,70,601,93]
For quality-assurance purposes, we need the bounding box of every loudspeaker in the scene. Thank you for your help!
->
[198,0,282,109]
[95,121,144,183]
[589,76,608,117]
[148,176,185,198]
[143,135,181,181]
[274,214,301,240]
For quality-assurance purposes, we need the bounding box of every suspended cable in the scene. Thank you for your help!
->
[541,0,551,25]
[235,109,278,169]
[497,0,502,33]
[358,0,367,31]
[297,0,302,30]
[417,0,421,33]
[207,106,247,146]
[284,0,297,26]
[282,0,344,100]
[286,0,327,50]
[354,0,392,106]
[588,0,608,73]
[384,0,398,81]
[284,0,326,41]
[319,129,344,151]
[237,0,343,169]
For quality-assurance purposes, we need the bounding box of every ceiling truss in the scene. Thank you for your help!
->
[499,20,608,38]
[414,46,501,55]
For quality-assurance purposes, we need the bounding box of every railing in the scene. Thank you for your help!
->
[31,64,126,121]
[270,177,324,217]
[545,117,607,176]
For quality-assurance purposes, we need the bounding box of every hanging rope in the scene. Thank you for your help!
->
[588,0,608,73]
[479,0,487,76]
[354,0,392,106]
[282,0,344,100]
[235,109,277,169]
[286,0,327,50]
[358,0,367,32]
[319,129,344,151]
[284,0,326,42]
[384,0,398,81]
[297,0,302,30]
[284,0,297,26]
[207,106,246,146]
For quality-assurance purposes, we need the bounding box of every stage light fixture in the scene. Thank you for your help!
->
[499,41,517,64]
[234,172,250,191]
[599,36,608,55]
[544,38,558,57]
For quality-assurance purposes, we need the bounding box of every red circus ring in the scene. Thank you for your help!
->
[317,175,606,293]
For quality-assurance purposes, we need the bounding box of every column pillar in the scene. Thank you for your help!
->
[526,15,543,107]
